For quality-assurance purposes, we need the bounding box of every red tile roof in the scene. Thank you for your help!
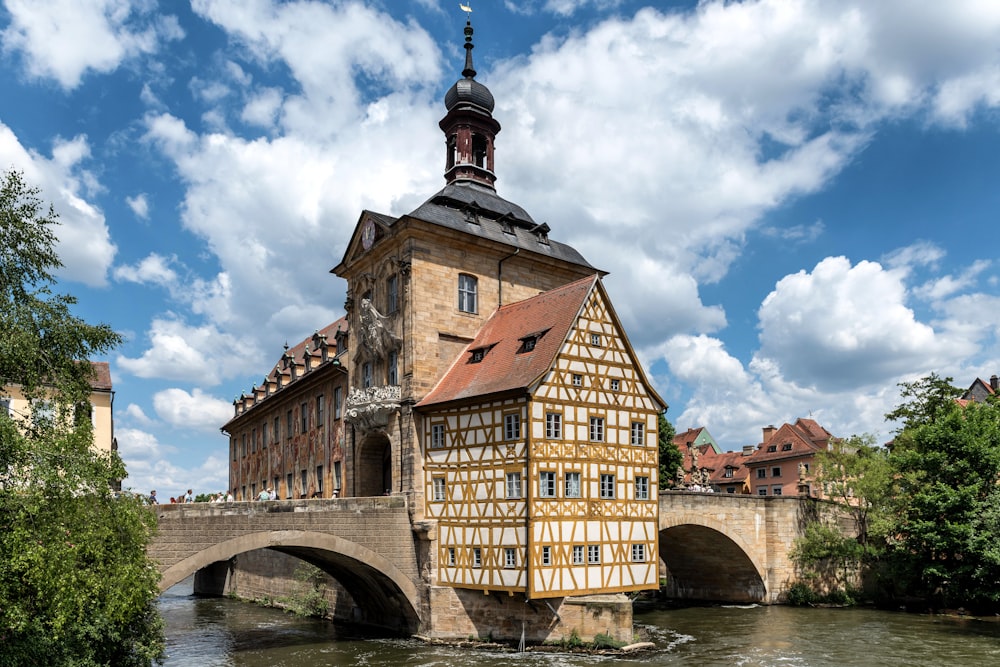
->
[417,275,599,408]
[745,418,832,465]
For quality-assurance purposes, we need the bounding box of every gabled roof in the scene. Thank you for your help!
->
[706,450,750,485]
[416,275,599,408]
[745,418,832,465]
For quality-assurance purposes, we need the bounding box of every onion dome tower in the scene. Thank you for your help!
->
[440,17,501,190]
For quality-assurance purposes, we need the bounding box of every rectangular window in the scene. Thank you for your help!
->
[472,547,482,568]
[433,477,446,501]
[286,473,293,499]
[273,476,280,496]
[572,374,582,387]
[447,548,456,566]
[362,362,372,388]
[287,410,293,438]
[388,350,398,386]
[431,423,445,448]
[611,378,620,391]
[630,421,644,446]
[539,471,556,498]
[600,473,615,499]
[756,468,766,479]
[241,433,247,457]
[758,487,767,496]
[541,546,552,566]
[387,274,398,314]
[300,402,308,433]
[316,465,324,494]
[333,461,342,492]
[724,468,734,478]
[274,416,280,443]
[565,472,581,498]
[572,545,585,565]
[632,544,646,562]
[458,274,478,313]
[590,332,601,346]
[772,485,783,496]
[590,416,605,442]
[232,437,237,461]
[545,412,562,439]
[251,428,256,453]
[772,467,781,477]
[506,472,522,499]
[262,423,268,448]
[635,476,649,500]
[316,395,325,427]
[504,412,520,440]
[781,443,792,451]
[333,386,342,420]
[301,469,307,497]
[505,548,517,569]
[587,545,600,564]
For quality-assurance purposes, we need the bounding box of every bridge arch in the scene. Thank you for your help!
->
[659,512,767,603]
[159,529,419,633]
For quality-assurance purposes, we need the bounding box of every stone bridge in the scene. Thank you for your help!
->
[658,491,840,604]
[150,492,842,635]
[149,496,423,632]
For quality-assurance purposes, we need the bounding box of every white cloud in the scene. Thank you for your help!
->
[754,256,963,389]
[1,0,183,90]
[125,193,150,219]
[113,253,178,288]
[152,387,234,432]
[122,403,155,428]
[117,317,261,385]
[0,124,116,286]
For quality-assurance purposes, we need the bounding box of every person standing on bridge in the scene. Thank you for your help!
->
[184,489,193,503]
[148,490,157,504]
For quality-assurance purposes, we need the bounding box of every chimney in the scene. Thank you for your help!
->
[762,425,776,442]
[992,375,999,391]
[742,444,754,456]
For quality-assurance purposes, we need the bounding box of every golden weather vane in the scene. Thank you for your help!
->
[459,3,473,13]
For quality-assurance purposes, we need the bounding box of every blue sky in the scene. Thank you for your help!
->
[3,0,999,500]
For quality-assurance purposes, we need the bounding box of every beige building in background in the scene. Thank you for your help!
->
[1,360,116,456]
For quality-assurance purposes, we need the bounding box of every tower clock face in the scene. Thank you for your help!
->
[361,219,376,250]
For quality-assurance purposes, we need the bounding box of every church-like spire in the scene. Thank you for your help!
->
[440,15,501,190]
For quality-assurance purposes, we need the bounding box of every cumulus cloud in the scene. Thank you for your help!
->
[117,317,261,385]
[152,387,234,432]
[0,123,116,286]
[113,253,178,288]
[1,0,183,90]
[125,193,150,219]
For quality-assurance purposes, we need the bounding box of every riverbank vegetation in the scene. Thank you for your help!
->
[791,374,1000,613]
[0,170,164,666]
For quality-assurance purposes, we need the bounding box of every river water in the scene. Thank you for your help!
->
[159,579,1000,666]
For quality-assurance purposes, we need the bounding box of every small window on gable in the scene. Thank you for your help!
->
[590,333,601,346]
[572,374,583,387]
[611,378,620,391]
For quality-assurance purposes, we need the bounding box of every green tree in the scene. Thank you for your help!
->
[658,411,681,489]
[884,373,962,432]
[0,169,165,665]
[886,399,1000,610]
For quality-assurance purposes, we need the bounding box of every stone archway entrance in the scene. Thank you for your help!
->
[357,433,392,497]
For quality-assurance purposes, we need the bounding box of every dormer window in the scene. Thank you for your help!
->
[781,443,792,451]
[522,337,536,352]
[533,222,550,245]
[767,445,777,452]
[498,213,515,235]
[470,348,485,363]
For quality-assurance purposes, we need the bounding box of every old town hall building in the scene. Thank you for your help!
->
[225,19,665,639]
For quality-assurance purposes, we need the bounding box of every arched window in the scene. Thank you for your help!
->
[471,134,488,168]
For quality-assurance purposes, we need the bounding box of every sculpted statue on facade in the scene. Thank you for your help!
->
[359,297,400,359]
